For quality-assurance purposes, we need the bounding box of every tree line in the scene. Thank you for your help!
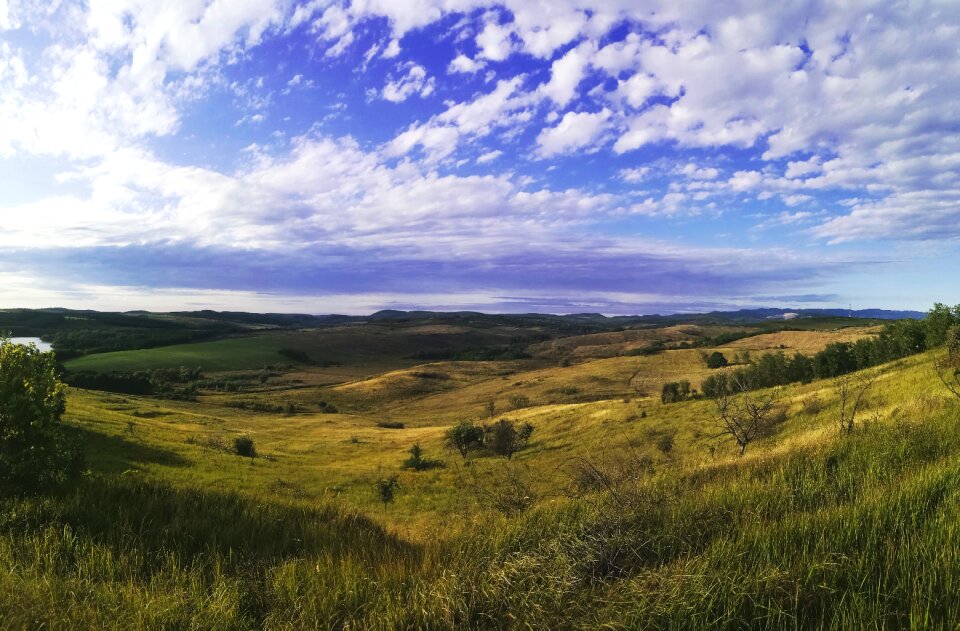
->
[663,304,960,401]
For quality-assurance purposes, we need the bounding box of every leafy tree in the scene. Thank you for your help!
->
[445,421,485,459]
[660,380,692,404]
[376,475,399,507]
[705,351,729,369]
[924,303,958,348]
[488,419,522,459]
[935,324,960,402]
[518,422,535,446]
[0,338,82,491]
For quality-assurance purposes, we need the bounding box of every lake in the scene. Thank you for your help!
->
[8,337,54,352]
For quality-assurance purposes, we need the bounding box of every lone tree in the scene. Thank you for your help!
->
[0,338,82,490]
[488,419,532,460]
[705,351,729,369]
[835,373,876,434]
[376,475,399,507]
[935,324,960,401]
[711,378,780,456]
[445,420,485,459]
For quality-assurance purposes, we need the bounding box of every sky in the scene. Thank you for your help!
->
[0,0,958,315]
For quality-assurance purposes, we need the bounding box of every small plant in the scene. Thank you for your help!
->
[376,475,400,507]
[126,420,136,435]
[508,394,530,409]
[402,443,443,471]
[377,421,405,429]
[233,436,257,459]
[484,400,497,417]
[656,433,675,454]
[835,373,876,435]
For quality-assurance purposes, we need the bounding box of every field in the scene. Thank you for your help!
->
[4,314,960,628]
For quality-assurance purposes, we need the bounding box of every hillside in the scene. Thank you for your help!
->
[2,311,959,628]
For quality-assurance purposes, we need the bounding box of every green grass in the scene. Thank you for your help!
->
[6,327,960,627]
[64,334,296,372]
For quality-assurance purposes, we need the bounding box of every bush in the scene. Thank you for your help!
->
[376,475,399,506]
[445,421,485,459]
[402,443,443,471]
[508,394,531,409]
[233,436,256,459]
[0,338,83,491]
[377,421,405,429]
[705,351,729,369]
[486,419,532,459]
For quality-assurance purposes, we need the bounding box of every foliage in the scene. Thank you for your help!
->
[0,338,82,491]
[661,380,692,403]
[375,475,399,506]
[487,419,530,459]
[232,436,256,458]
[507,394,531,409]
[935,326,960,401]
[445,421,485,459]
[402,443,443,471]
[704,351,729,369]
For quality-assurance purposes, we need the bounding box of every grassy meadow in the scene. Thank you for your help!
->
[3,316,960,628]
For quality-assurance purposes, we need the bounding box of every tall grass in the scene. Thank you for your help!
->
[4,398,960,628]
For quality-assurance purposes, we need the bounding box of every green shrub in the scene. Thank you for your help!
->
[233,436,256,459]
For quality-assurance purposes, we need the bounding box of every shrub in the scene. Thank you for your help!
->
[376,475,399,506]
[487,419,531,459]
[508,394,531,409]
[445,421,485,459]
[233,436,256,459]
[402,443,443,471]
[0,338,83,491]
[705,351,729,369]
[656,434,675,454]
[377,421,405,429]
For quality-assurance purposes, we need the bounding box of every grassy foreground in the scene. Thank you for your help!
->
[3,350,960,628]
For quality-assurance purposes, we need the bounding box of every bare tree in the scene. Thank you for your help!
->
[835,373,876,434]
[711,378,781,456]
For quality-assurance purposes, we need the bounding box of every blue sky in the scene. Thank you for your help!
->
[0,1,958,314]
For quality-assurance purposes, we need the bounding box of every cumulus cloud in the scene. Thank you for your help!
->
[448,53,485,74]
[536,109,611,158]
[381,63,435,102]
[4,0,960,313]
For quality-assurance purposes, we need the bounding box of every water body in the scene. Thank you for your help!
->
[8,337,54,352]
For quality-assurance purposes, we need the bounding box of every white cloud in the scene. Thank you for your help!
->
[477,149,502,164]
[476,20,514,61]
[536,109,611,158]
[539,41,594,107]
[382,38,401,58]
[448,53,485,74]
[381,63,435,103]
[785,156,822,179]
[729,171,764,192]
[619,167,650,183]
[680,164,719,180]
